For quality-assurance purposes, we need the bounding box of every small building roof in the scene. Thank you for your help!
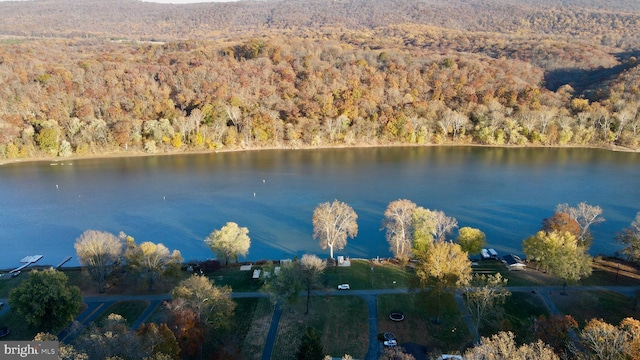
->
[502,254,523,266]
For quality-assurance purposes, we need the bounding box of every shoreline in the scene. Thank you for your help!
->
[1,142,637,167]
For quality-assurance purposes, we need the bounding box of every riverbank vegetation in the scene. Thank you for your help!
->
[2,1,640,161]
[2,257,640,358]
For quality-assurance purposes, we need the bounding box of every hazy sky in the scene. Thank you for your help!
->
[140,0,242,3]
[0,0,244,3]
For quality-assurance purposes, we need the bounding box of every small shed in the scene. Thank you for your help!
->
[503,254,526,271]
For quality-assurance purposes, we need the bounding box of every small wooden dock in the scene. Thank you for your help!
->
[9,255,43,274]
[56,256,72,269]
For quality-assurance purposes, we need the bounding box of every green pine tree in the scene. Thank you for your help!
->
[297,326,324,360]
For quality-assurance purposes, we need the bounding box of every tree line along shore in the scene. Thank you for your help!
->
[2,29,640,160]
[3,198,640,359]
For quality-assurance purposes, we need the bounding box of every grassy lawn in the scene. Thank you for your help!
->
[207,259,412,293]
[580,269,640,286]
[500,268,563,287]
[208,266,264,292]
[238,298,274,360]
[497,291,549,343]
[323,259,410,290]
[272,295,368,360]
[0,274,27,298]
[378,292,470,354]
[471,260,563,287]
[548,290,640,327]
[94,301,149,327]
[0,309,40,341]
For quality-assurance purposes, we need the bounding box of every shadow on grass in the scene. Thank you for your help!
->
[378,291,470,354]
[323,259,411,290]
[549,290,640,327]
[499,292,549,344]
[0,310,39,341]
[272,296,368,360]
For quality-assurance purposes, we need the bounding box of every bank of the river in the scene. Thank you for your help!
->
[1,142,637,167]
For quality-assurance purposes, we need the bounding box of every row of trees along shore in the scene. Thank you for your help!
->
[7,199,640,359]
[2,29,640,160]
[30,199,640,296]
[65,199,640,319]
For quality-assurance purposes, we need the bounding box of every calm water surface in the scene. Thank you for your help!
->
[0,147,638,268]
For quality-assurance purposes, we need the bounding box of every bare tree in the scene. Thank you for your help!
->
[519,108,539,136]
[300,254,326,314]
[578,318,630,360]
[382,199,417,263]
[451,110,469,139]
[430,209,458,242]
[614,108,634,141]
[538,106,557,135]
[465,273,511,342]
[312,200,358,259]
[186,108,203,139]
[465,331,559,360]
[616,211,640,263]
[74,230,123,292]
[125,239,182,291]
[556,202,605,246]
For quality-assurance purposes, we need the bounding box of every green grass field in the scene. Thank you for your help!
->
[378,292,470,354]
[498,291,549,343]
[323,259,411,290]
[237,298,274,360]
[549,290,640,327]
[0,307,40,341]
[209,266,265,292]
[272,295,369,359]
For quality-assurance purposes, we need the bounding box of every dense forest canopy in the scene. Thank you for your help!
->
[1,0,640,159]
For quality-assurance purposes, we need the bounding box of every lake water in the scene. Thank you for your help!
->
[0,146,638,269]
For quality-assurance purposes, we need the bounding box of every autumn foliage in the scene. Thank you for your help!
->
[0,1,640,160]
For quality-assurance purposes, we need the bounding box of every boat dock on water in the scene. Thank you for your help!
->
[56,256,72,269]
[8,255,43,275]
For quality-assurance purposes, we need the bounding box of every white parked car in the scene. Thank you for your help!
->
[437,355,464,360]
[337,284,350,290]
[383,339,397,347]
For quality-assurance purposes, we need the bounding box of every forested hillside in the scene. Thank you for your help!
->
[1,0,640,160]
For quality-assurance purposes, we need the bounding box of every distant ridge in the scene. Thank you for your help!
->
[0,0,639,46]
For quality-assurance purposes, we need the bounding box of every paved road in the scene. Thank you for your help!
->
[4,284,639,359]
